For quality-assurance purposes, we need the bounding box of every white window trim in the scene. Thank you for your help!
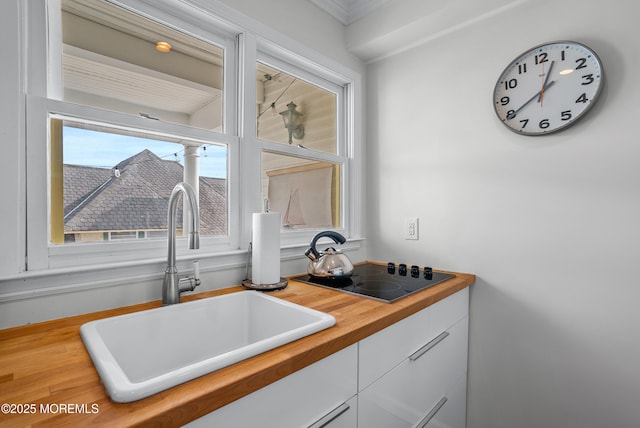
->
[7,0,363,296]
[254,51,352,247]
[25,0,242,273]
[26,96,241,270]
[235,30,363,250]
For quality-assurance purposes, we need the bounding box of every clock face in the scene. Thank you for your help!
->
[493,41,603,135]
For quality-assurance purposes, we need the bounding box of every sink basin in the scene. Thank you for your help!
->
[80,290,336,402]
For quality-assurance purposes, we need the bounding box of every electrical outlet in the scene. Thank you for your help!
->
[404,217,419,240]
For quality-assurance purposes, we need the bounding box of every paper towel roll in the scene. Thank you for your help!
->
[252,212,281,285]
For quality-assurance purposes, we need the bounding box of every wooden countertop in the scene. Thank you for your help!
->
[0,265,474,427]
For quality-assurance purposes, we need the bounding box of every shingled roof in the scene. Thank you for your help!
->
[63,149,227,236]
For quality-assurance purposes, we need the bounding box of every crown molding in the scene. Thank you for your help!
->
[309,0,392,25]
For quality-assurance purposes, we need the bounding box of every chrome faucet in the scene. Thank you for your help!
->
[162,182,201,305]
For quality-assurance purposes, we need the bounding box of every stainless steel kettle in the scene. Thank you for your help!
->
[305,231,354,278]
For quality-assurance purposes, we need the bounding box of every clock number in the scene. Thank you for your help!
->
[500,96,510,106]
[504,78,517,90]
[535,53,548,64]
[518,63,527,74]
[561,50,566,61]
[581,74,595,85]
[576,93,589,104]
[575,58,587,70]
[561,110,572,121]
[506,110,516,120]
[519,119,529,128]
[539,119,550,129]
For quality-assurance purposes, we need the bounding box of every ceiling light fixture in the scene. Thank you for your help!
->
[156,41,172,53]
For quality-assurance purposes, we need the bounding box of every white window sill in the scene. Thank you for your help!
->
[0,238,364,303]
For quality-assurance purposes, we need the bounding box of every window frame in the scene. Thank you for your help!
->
[254,52,350,244]
[19,0,362,282]
[26,96,240,270]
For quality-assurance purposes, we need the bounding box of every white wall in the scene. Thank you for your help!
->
[366,0,640,427]
[217,0,363,72]
[0,0,24,278]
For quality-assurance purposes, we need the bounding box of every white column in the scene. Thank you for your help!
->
[183,145,200,235]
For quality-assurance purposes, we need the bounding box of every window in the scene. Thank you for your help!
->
[61,0,224,131]
[22,0,359,276]
[54,119,228,245]
[256,60,346,231]
[48,0,229,248]
[262,153,341,229]
[256,63,337,154]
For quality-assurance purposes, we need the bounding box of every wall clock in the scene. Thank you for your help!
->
[493,41,603,135]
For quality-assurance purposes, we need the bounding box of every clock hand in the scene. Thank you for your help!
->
[538,60,555,105]
[508,60,557,119]
[508,79,556,119]
[511,91,541,116]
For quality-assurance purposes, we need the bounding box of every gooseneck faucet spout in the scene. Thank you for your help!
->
[162,182,200,305]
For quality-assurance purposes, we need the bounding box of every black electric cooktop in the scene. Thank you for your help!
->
[291,262,455,303]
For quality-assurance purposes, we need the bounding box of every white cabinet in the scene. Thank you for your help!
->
[358,303,431,391]
[358,287,469,428]
[186,287,469,428]
[185,344,357,428]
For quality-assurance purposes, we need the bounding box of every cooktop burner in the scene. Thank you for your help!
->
[291,262,455,303]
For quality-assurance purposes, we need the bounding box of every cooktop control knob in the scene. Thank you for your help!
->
[398,264,407,276]
[411,265,420,278]
[388,262,434,280]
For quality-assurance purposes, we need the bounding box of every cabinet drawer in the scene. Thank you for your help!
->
[424,373,467,428]
[359,287,469,391]
[308,396,357,428]
[358,317,468,428]
[186,344,357,428]
[430,286,468,335]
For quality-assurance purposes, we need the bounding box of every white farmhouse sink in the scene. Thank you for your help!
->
[80,290,336,403]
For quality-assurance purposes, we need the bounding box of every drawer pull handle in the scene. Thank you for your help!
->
[409,331,450,362]
[415,396,448,428]
[308,402,351,428]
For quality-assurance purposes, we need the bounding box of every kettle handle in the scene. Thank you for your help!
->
[306,231,346,260]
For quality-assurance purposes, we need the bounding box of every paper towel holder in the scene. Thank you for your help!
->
[242,278,288,291]
[242,242,288,291]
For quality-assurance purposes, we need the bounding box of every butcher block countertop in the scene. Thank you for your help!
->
[0,264,474,427]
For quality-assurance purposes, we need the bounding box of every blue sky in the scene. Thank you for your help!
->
[63,126,227,178]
